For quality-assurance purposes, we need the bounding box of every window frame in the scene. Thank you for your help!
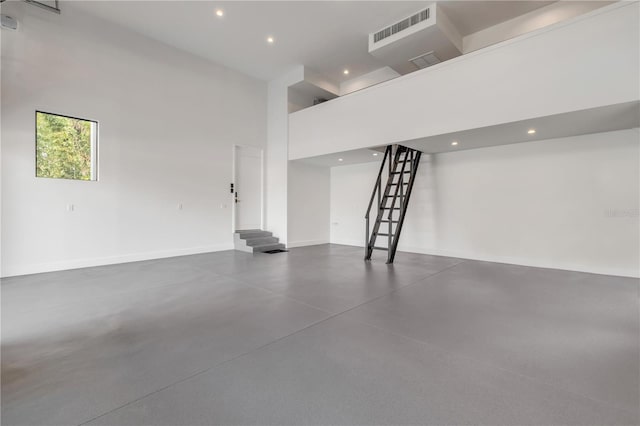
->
[35,110,99,181]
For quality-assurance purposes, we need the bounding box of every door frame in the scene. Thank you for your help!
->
[231,144,265,233]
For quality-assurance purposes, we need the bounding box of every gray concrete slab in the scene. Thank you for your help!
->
[345,260,640,414]
[87,315,637,426]
[2,268,329,425]
[2,245,638,425]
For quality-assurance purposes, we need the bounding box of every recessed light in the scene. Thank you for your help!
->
[373,153,378,156]
[343,69,349,75]
[215,9,224,17]
[338,158,343,162]
[528,129,536,134]
[451,141,458,146]
[267,36,274,44]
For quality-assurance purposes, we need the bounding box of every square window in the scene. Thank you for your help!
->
[36,111,98,181]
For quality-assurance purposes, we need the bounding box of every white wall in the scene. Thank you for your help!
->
[267,66,333,247]
[290,2,639,160]
[331,129,640,278]
[265,66,304,245]
[287,161,329,247]
[1,3,266,276]
[339,67,400,96]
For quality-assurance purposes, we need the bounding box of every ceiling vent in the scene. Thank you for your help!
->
[369,4,462,75]
[373,8,430,44]
[410,51,441,69]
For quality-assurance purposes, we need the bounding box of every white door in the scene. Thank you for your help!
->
[234,145,263,231]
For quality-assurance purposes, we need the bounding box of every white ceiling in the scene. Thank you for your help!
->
[66,1,555,82]
[295,102,640,167]
[438,1,554,35]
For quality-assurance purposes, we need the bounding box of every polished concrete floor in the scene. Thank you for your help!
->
[1,244,638,425]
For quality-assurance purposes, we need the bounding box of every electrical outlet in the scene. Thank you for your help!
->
[178,203,183,210]
[67,204,74,212]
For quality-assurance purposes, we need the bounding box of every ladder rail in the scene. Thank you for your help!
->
[388,151,422,263]
[385,147,411,262]
[367,146,403,258]
[364,146,392,260]
[364,144,422,263]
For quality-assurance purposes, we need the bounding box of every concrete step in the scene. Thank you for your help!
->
[234,229,284,253]
[236,230,273,239]
[245,236,279,246]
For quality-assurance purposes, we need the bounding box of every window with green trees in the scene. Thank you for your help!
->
[36,111,98,181]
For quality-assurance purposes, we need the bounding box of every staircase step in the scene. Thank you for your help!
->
[245,236,279,246]
[237,230,273,239]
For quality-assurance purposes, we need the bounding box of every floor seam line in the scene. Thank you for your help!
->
[77,299,372,425]
[77,261,466,425]
[228,277,336,315]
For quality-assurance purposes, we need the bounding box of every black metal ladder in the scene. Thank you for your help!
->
[364,144,422,263]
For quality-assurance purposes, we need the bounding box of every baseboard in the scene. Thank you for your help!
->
[5,241,636,279]
[1,244,235,278]
[329,239,639,278]
[286,239,330,248]
[329,239,363,248]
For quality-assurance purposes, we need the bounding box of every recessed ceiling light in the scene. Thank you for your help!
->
[528,129,536,134]
[343,69,349,75]
[267,36,274,44]
[451,141,458,146]
[338,158,343,162]
[373,153,378,156]
[215,9,224,17]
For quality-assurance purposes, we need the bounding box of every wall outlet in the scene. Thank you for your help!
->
[67,204,74,212]
[178,203,183,210]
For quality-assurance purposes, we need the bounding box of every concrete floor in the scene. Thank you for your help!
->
[1,244,638,426]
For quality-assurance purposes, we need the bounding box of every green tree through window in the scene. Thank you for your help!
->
[36,111,97,181]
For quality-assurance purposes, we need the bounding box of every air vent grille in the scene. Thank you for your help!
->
[410,51,441,69]
[373,8,430,44]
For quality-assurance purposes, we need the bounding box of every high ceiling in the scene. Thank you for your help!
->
[65,1,556,82]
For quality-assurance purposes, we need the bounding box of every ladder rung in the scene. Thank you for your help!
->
[389,182,409,185]
[381,207,400,210]
[383,194,404,198]
[391,171,411,174]
[372,246,389,251]
[381,220,399,223]
[376,233,393,237]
